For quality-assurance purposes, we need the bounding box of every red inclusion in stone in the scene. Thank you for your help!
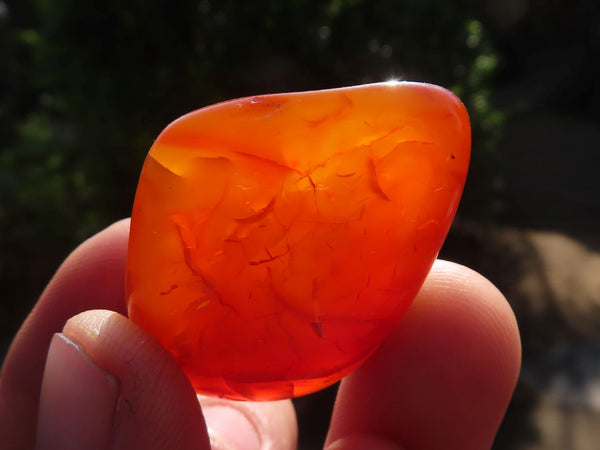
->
[126,81,470,400]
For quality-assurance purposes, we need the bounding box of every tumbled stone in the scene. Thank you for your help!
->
[126,81,471,400]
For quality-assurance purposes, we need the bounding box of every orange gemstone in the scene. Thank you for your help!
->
[126,82,470,400]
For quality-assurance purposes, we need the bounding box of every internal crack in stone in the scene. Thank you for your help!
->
[367,157,392,201]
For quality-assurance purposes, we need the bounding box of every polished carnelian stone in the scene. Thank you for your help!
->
[126,82,470,400]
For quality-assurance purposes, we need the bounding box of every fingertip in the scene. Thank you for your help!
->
[63,310,210,450]
[199,395,297,450]
[416,259,522,379]
[202,404,261,450]
[327,260,521,450]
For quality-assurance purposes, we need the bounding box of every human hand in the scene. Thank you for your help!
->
[0,219,520,450]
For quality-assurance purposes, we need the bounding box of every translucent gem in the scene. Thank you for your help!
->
[126,82,470,400]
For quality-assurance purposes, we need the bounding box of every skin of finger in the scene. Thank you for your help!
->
[325,260,521,450]
[62,309,211,450]
[199,394,298,450]
[0,219,131,449]
[325,434,403,450]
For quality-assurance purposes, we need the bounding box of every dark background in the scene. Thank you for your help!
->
[1,0,599,448]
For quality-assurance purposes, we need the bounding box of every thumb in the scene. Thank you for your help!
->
[36,310,210,450]
[36,309,298,450]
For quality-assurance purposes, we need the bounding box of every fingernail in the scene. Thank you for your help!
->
[36,333,119,450]
[203,405,261,450]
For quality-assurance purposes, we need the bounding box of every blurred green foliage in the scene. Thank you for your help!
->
[1,0,502,333]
